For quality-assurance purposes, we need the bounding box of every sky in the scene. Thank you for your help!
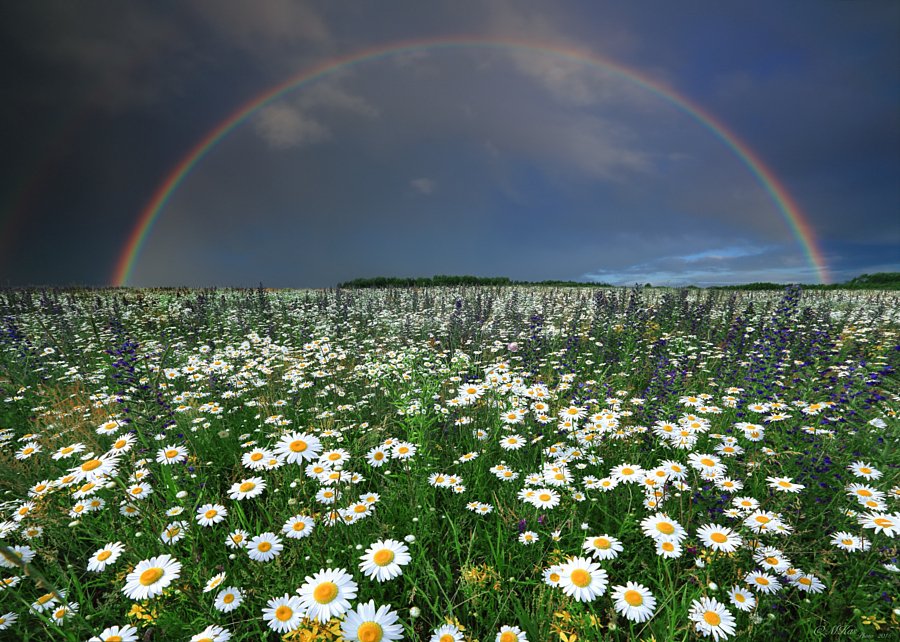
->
[1,0,898,288]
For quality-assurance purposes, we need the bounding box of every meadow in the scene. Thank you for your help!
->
[0,285,897,641]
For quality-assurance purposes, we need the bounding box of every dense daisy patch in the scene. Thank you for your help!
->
[0,285,897,640]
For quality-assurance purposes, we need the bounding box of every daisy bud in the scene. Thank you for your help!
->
[68,521,80,528]
[409,607,421,619]
[176,491,188,499]
[708,582,718,591]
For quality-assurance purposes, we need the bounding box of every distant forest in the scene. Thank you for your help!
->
[337,272,900,290]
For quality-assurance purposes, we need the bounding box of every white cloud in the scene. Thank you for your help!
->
[253,104,330,149]
[410,177,437,195]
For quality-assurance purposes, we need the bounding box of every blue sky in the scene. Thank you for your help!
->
[1,1,898,286]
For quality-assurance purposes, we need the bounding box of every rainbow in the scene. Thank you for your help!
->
[113,36,830,286]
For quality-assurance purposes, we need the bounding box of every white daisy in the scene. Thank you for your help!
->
[341,600,404,642]
[611,581,657,623]
[247,532,283,562]
[122,554,182,600]
[262,593,303,633]
[214,586,243,613]
[558,556,608,602]
[296,567,358,623]
[359,539,411,582]
[87,541,125,572]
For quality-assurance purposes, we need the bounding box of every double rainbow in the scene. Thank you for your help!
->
[112,36,830,286]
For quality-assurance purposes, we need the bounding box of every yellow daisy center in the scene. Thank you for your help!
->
[539,493,552,502]
[250,452,263,461]
[756,577,770,585]
[874,518,893,527]
[61,446,74,454]
[661,542,675,552]
[223,593,235,604]
[765,557,779,565]
[357,621,384,642]
[856,489,872,497]
[570,569,592,588]
[166,449,179,459]
[440,635,455,642]
[205,509,218,519]
[755,516,770,524]
[710,532,728,544]
[735,593,746,602]
[799,577,812,586]
[139,567,164,586]
[289,440,307,452]
[37,593,54,605]
[328,453,341,461]
[257,541,272,552]
[275,605,293,621]
[500,633,518,642]
[624,589,644,606]
[859,467,872,474]
[700,458,715,467]
[373,452,384,460]
[292,521,307,532]
[114,439,126,449]
[131,487,143,495]
[108,636,123,642]
[621,468,634,475]
[238,482,255,493]
[353,504,368,514]
[373,549,394,566]
[313,581,339,604]
[594,537,611,549]
[778,481,791,488]
[656,522,675,535]
[703,611,721,626]
[81,459,102,472]
[97,550,113,561]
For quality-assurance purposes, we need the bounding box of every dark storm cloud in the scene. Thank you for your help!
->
[2,1,897,287]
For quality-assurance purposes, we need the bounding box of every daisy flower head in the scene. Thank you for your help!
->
[558,556,608,602]
[529,488,560,510]
[225,529,248,549]
[297,567,358,622]
[728,585,756,611]
[204,571,227,593]
[196,503,228,527]
[214,586,243,613]
[69,455,119,484]
[697,524,743,553]
[582,534,623,560]
[543,564,564,587]
[611,581,657,623]
[87,541,125,572]
[519,530,539,545]
[157,444,188,465]
[848,461,882,480]
[794,573,826,593]
[689,596,736,640]
[275,431,322,464]
[0,613,17,632]
[744,570,782,594]
[122,554,182,600]
[641,512,687,543]
[431,623,464,642]
[858,512,899,537]
[766,476,805,493]
[367,447,389,467]
[228,477,266,500]
[360,539,411,582]
[247,532,283,562]
[282,514,315,539]
[190,624,231,642]
[830,531,870,552]
[341,600,404,642]
[610,463,644,484]
[391,442,416,460]
[262,593,303,633]
[500,434,525,450]
[496,625,528,642]
[87,625,139,642]
[656,538,683,559]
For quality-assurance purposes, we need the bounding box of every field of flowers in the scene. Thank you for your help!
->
[0,285,897,641]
